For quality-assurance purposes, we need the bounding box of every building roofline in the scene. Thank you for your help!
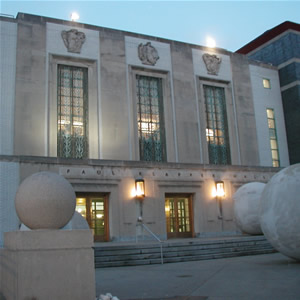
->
[0,14,17,23]
[2,12,286,70]
[236,21,300,54]
[14,12,234,54]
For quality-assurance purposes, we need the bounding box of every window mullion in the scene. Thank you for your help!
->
[137,76,143,160]
[70,68,74,156]
[204,84,230,165]
[58,67,62,155]
[136,75,166,162]
[57,64,88,159]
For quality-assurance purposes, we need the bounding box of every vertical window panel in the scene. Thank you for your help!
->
[57,65,88,159]
[204,85,231,165]
[266,108,280,167]
[136,75,166,162]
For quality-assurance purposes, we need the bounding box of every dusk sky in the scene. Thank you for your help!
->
[1,1,300,52]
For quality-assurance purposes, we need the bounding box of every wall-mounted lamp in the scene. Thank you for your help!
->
[135,178,145,198]
[214,181,225,220]
[215,181,225,198]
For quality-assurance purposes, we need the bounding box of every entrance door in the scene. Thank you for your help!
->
[75,194,109,242]
[165,195,193,239]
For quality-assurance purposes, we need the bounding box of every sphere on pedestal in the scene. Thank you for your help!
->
[233,182,265,235]
[63,211,90,230]
[15,171,76,229]
[260,164,300,261]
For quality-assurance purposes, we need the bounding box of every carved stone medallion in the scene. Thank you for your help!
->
[138,42,159,66]
[61,29,86,54]
[202,53,222,75]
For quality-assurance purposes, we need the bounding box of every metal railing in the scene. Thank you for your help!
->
[136,220,164,264]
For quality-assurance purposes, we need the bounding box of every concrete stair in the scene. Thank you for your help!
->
[94,235,276,268]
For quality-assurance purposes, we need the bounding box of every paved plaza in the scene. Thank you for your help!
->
[95,253,300,300]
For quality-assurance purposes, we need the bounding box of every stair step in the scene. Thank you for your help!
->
[95,240,271,256]
[95,244,273,263]
[96,248,276,268]
[94,236,276,268]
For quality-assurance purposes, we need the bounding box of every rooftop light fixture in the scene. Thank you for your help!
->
[206,36,216,48]
[70,12,79,22]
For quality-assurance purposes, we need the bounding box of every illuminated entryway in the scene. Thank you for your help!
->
[165,194,193,239]
[75,194,109,242]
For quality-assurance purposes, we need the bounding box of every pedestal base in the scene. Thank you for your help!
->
[1,230,96,300]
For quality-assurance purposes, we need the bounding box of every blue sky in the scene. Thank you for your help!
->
[1,1,300,51]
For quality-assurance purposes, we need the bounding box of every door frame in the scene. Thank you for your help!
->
[165,193,194,239]
[76,192,109,242]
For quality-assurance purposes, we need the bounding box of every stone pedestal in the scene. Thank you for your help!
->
[1,230,96,300]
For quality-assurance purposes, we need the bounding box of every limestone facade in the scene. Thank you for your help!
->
[0,156,279,244]
[0,13,290,245]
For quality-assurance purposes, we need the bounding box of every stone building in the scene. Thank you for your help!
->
[0,13,290,245]
[237,21,300,164]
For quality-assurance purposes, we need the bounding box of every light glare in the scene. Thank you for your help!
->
[206,36,216,48]
[212,182,225,197]
[135,181,144,197]
[70,12,79,22]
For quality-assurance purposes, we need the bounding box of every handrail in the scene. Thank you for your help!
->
[136,221,164,264]
[140,223,162,243]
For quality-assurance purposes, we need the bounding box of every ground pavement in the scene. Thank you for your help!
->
[95,252,300,300]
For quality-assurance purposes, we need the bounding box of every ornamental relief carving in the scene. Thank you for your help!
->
[138,42,159,66]
[202,53,222,75]
[61,29,86,53]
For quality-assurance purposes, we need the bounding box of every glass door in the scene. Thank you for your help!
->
[75,194,109,242]
[165,195,193,239]
[90,198,106,241]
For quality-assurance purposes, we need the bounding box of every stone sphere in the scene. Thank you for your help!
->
[233,182,265,235]
[21,212,90,231]
[19,223,31,231]
[260,164,300,261]
[62,211,90,230]
[15,171,76,229]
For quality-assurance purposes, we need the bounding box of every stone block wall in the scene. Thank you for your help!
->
[0,19,17,155]
[0,162,20,246]
[1,13,289,168]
